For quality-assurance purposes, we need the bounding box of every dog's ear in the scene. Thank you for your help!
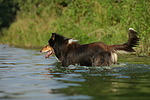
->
[51,33,56,40]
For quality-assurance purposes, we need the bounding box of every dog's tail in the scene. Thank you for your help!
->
[109,28,139,54]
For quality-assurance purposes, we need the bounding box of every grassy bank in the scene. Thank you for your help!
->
[0,0,149,56]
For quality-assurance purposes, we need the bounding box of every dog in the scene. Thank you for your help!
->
[41,28,139,67]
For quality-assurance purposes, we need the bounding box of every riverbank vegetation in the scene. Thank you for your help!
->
[0,0,149,56]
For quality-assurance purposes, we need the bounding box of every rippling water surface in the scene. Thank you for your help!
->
[0,45,150,100]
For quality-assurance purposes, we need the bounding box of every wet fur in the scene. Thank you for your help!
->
[48,28,139,67]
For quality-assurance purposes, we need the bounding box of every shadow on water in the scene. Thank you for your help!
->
[0,45,150,100]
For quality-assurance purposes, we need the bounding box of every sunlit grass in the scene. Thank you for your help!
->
[0,0,149,55]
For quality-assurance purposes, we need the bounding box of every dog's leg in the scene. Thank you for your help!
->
[91,52,112,66]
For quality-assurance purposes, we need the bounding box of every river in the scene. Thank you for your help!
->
[0,45,150,100]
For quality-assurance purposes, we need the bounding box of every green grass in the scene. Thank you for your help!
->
[0,0,149,56]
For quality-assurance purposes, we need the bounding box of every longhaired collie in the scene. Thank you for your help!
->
[40,28,139,67]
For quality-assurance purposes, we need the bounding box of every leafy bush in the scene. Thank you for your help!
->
[0,0,149,55]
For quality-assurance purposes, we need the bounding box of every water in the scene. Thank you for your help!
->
[0,45,150,100]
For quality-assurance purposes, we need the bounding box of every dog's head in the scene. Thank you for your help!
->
[40,45,54,58]
[45,33,78,60]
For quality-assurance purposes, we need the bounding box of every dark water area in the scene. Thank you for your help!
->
[0,45,150,100]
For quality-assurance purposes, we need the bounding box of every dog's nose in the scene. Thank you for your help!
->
[40,50,42,53]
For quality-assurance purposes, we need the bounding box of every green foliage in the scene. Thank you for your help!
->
[0,0,149,55]
[0,0,18,31]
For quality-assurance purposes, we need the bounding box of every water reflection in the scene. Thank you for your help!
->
[48,64,150,100]
[0,45,150,100]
